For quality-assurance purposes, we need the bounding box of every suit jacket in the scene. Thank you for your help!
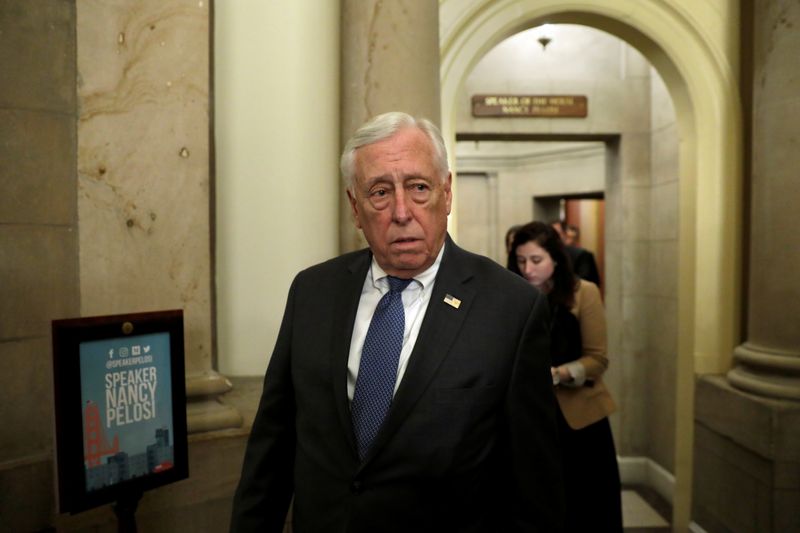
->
[565,245,601,287]
[554,280,616,430]
[231,237,564,532]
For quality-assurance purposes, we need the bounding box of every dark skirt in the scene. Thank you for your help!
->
[556,408,623,532]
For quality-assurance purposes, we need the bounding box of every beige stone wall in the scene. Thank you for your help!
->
[77,0,212,376]
[644,70,679,472]
[0,1,78,530]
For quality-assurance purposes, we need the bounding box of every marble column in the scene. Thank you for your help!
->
[727,0,800,401]
[693,3,800,531]
[339,0,442,252]
[77,0,240,432]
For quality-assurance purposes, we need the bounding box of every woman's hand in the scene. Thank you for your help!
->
[552,365,574,386]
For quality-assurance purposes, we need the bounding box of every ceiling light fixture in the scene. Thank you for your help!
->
[537,36,552,50]
[537,23,553,50]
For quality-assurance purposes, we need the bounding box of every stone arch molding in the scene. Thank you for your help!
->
[441,0,741,376]
[440,1,742,527]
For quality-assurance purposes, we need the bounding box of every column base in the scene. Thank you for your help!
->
[186,370,243,433]
[694,376,800,533]
[728,342,800,400]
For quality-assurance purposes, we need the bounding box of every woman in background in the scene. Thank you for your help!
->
[508,221,622,532]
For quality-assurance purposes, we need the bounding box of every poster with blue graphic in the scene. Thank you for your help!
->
[79,332,174,492]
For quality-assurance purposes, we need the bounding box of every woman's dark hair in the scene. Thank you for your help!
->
[504,224,522,254]
[507,221,577,309]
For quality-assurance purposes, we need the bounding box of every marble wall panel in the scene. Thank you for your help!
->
[603,237,622,306]
[649,180,679,241]
[774,410,800,464]
[621,295,649,357]
[646,297,677,471]
[603,239,624,445]
[757,0,800,106]
[619,295,650,454]
[621,240,649,297]
[617,78,652,132]
[0,8,79,526]
[604,180,624,241]
[693,422,773,532]
[604,366,623,448]
[774,489,800,533]
[651,123,679,185]
[505,152,605,196]
[0,0,75,111]
[589,78,648,133]
[556,110,604,136]
[696,377,800,462]
[77,0,212,374]
[456,174,493,259]
[647,296,677,359]
[0,109,76,225]
[619,132,652,185]
[340,0,440,130]
[0,457,54,532]
[494,172,515,241]
[650,68,676,131]
[644,58,679,476]
[648,240,679,299]
[0,338,54,458]
[620,185,651,241]
[623,43,651,78]
[0,225,79,339]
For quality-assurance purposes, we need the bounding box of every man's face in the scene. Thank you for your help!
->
[551,223,566,241]
[564,228,577,246]
[347,127,452,278]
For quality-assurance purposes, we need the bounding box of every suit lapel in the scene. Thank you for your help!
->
[331,250,371,456]
[360,237,476,466]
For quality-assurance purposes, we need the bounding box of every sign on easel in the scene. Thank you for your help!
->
[52,310,189,515]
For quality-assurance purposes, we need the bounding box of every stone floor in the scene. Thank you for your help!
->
[622,484,672,532]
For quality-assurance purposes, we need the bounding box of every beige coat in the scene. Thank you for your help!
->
[555,279,617,429]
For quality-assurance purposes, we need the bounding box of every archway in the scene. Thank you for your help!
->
[440,1,742,528]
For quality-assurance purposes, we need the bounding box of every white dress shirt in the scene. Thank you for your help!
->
[346,246,444,401]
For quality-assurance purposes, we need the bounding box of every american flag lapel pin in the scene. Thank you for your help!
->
[443,294,461,309]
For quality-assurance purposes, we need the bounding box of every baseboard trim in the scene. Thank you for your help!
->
[617,456,674,505]
[618,456,708,532]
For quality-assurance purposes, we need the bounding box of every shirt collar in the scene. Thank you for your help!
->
[369,243,445,291]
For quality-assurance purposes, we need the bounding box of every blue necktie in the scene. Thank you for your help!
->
[351,275,412,460]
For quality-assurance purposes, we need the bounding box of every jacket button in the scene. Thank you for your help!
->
[350,480,363,494]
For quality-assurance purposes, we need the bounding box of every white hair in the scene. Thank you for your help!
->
[340,111,449,191]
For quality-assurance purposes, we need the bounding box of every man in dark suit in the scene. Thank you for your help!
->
[231,112,563,532]
[551,220,601,287]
